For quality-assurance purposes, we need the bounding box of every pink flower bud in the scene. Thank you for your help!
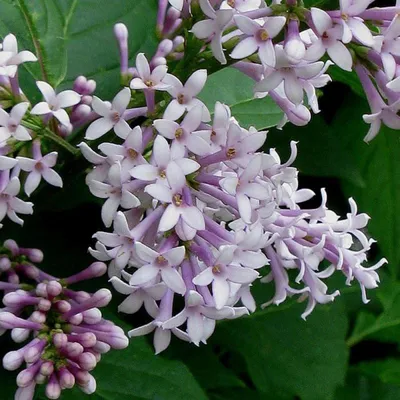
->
[78,352,97,371]
[45,374,61,400]
[17,361,42,387]
[40,361,54,376]
[0,256,11,271]
[11,328,30,343]
[82,308,102,325]
[4,239,19,256]
[79,374,96,394]
[58,367,75,389]
[46,281,62,297]
[53,333,68,348]
[3,350,24,371]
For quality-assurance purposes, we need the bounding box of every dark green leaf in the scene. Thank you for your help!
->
[199,68,283,129]
[0,0,159,100]
[211,302,349,400]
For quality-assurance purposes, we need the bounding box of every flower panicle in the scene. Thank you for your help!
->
[0,242,128,400]
[81,45,385,354]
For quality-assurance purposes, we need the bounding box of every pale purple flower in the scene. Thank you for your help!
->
[129,242,186,294]
[130,53,170,91]
[0,34,37,77]
[155,106,211,156]
[0,171,33,225]
[168,0,184,10]
[30,81,81,127]
[221,0,262,12]
[191,0,234,64]
[373,15,400,80]
[131,135,200,184]
[256,46,332,111]
[336,0,374,46]
[98,126,146,170]
[307,8,353,71]
[88,162,140,227]
[231,15,286,66]
[162,290,235,345]
[194,101,231,150]
[93,212,137,270]
[17,141,62,196]
[0,102,31,144]
[220,155,269,223]
[85,87,131,140]
[145,162,205,232]
[192,245,259,309]
[163,69,210,121]
[110,276,166,316]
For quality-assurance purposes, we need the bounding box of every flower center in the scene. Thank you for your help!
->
[145,80,154,87]
[258,29,269,41]
[212,265,222,274]
[159,170,166,178]
[341,13,348,21]
[175,128,184,139]
[322,32,329,39]
[127,148,138,159]
[111,111,120,123]
[177,93,185,104]
[226,147,236,159]
[156,255,168,266]
[35,161,44,171]
[8,122,18,133]
[173,193,183,206]
[227,0,235,6]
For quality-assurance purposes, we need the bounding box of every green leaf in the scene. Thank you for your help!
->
[358,359,400,387]
[347,279,400,346]
[335,368,400,400]
[199,68,283,130]
[0,0,159,100]
[165,343,245,391]
[211,302,349,400]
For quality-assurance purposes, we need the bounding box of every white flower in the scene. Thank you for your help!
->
[0,172,33,225]
[17,151,62,197]
[88,162,140,227]
[191,0,233,64]
[307,8,353,71]
[130,53,170,92]
[231,15,286,67]
[129,242,186,295]
[85,87,131,140]
[31,81,81,127]
[0,102,31,145]
[193,246,259,309]
[163,70,210,121]
[0,34,37,77]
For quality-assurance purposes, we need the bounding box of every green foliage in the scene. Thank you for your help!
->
[199,68,283,129]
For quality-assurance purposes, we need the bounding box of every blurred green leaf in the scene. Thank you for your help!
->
[348,280,400,346]
[335,368,400,400]
[211,302,349,400]
[0,0,159,100]
[199,68,283,129]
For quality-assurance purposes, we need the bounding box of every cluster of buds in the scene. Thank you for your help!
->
[81,38,385,353]
[157,0,400,141]
[0,241,128,400]
[0,33,101,227]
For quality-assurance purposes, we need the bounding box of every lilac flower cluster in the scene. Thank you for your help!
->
[81,36,385,352]
[0,34,101,227]
[0,239,128,400]
[160,0,400,141]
